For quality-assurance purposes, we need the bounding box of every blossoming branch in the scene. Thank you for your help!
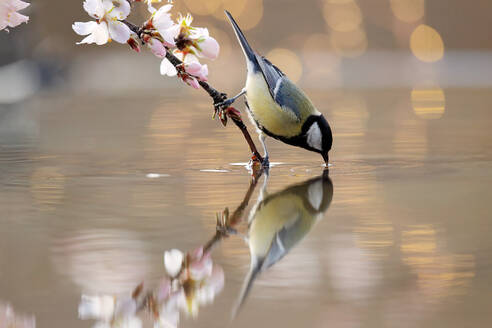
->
[72,0,219,89]
[72,0,265,165]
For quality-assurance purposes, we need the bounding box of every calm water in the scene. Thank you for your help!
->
[0,88,491,327]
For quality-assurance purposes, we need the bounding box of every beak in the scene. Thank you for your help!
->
[322,152,329,167]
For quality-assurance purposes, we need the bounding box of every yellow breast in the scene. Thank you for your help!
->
[245,72,302,137]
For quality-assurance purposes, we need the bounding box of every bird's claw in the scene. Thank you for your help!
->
[216,208,236,237]
[216,225,237,236]
[262,155,269,168]
[215,98,235,109]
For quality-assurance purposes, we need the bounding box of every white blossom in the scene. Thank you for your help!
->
[141,0,162,13]
[73,0,132,45]
[0,0,30,31]
[190,28,220,60]
[152,4,179,47]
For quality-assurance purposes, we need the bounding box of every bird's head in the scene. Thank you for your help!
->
[305,114,333,166]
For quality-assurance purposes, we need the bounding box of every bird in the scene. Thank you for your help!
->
[221,11,333,166]
[233,171,333,314]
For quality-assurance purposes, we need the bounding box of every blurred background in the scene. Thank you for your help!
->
[1,1,491,328]
[2,0,492,100]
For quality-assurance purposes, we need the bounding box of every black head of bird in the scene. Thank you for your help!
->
[223,11,333,166]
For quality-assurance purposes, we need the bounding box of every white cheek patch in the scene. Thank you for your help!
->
[308,180,323,210]
[307,122,323,151]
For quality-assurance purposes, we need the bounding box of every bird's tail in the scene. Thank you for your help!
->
[231,258,262,318]
[224,10,257,67]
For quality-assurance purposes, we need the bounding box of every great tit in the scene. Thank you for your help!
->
[234,172,333,313]
[223,11,333,166]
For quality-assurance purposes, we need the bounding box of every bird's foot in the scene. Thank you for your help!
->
[262,155,270,168]
[215,98,235,109]
[216,224,237,237]
[216,209,237,237]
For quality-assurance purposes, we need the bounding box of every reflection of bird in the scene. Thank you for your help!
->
[223,11,333,166]
[234,172,333,313]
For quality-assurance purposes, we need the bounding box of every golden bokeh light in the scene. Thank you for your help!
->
[266,48,303,83]
[183,0,222,16]
[331,94,369,136]
[325,0,357,5]
[302,34,340,79]
[323,0,362,32]
[393,100,428,160]
[390,0,425,23]
[411,87,446,119]
[401,225,476,301]
[302,33,333,54]
[330,28,368,57]
[410,24,444,62]
[212,0,248,21]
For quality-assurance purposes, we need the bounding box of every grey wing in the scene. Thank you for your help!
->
[261,212,304,270]
[255,55,302,121]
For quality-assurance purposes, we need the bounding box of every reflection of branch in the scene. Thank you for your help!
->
[121,19,264,163]
[203,170,263,253]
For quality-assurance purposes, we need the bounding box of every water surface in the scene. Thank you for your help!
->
[0,88,491,327]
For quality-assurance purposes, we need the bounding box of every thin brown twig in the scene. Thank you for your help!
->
[203,168,262,253]
[121,19,264,163]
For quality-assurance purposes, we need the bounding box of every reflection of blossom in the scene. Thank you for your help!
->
[0,302,35,328]
[163,249,184,277]
[78,294,141,328]
[157,247,224,323]
[78,246,224,328]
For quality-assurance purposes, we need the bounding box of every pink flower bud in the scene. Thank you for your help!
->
[185,77,200,89]
[148,38,167,58]
[197,36,219,60]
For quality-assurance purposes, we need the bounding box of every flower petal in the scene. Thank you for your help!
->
[190,27,209,39]
[160,58,177,76]
[83,0,105,19]
[145,0,162,13]
[10,0,30,11]
[104,0,130,20]
[73,21,98,36]
[185,62,202,75]
[185,77,200,89]
[75,21,109,45]
[182,53,199,64]
[160,25,179,47]
[6,11,29,28]
[154,4,172,16]
[92,21,110,45]
[108,20,131,43]
[196,36,219,60]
